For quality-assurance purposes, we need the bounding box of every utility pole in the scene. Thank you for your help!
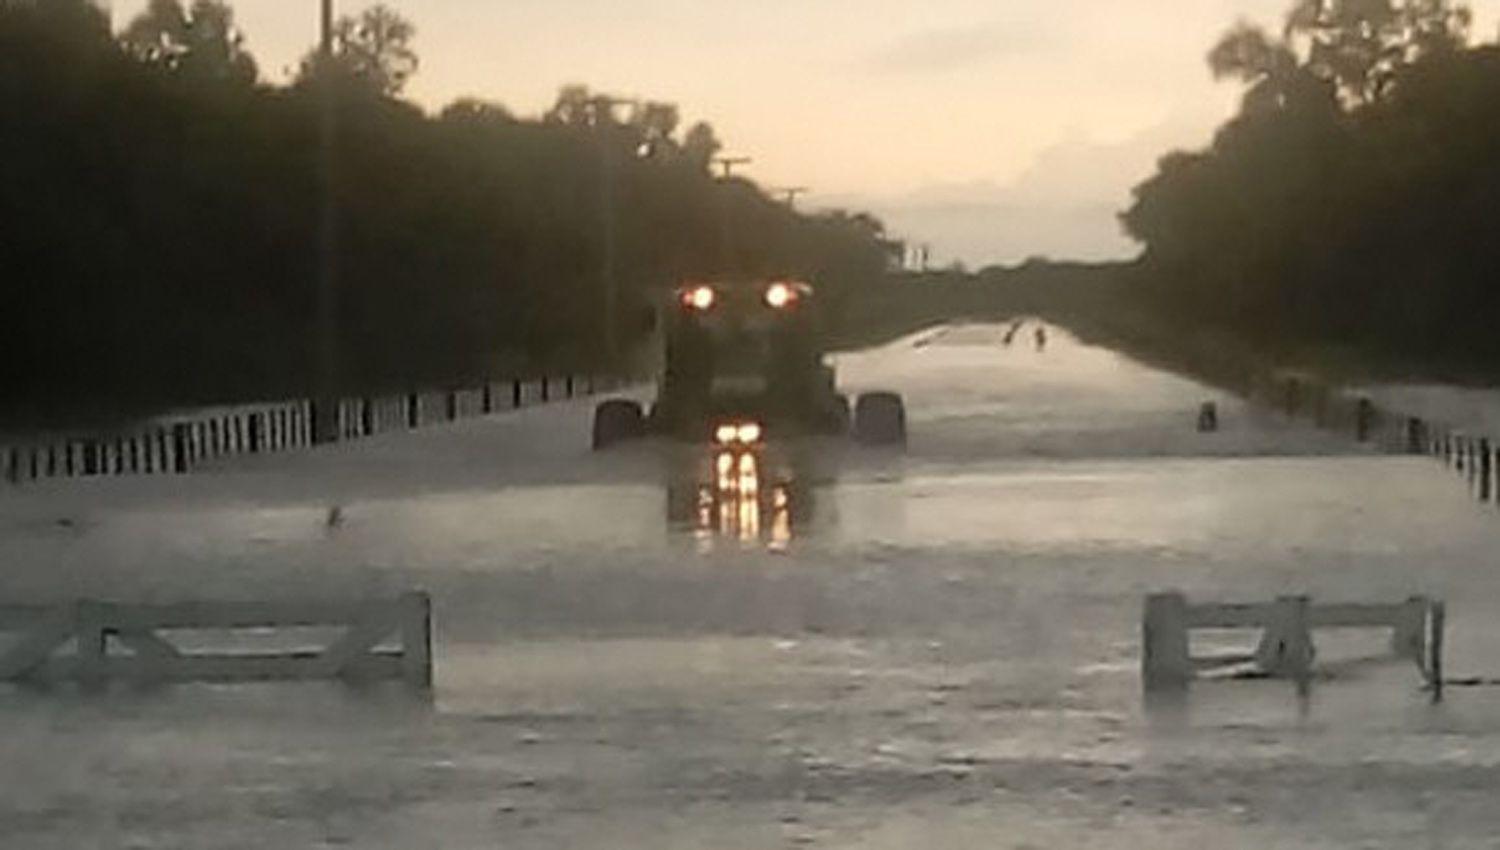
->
[770,187,809,277]
[591,94,638,363]
[712,155,752,273]
[773,186,809,209]
[313,0,341,444]
[713,156,752,180]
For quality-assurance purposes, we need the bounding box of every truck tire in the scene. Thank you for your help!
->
[853,392,906,446]
[592,399,645,450]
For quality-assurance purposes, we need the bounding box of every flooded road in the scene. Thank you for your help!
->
[4,322,1500,848]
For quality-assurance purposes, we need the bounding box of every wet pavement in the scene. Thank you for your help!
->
[4,322,1500,848]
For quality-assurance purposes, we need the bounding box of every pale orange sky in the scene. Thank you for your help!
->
[111,0,1500,264]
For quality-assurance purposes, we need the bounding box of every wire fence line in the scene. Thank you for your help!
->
[1252,370,1498,506]
[1,374,625,485]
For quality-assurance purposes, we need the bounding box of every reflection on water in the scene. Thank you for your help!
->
[670,448,804,551]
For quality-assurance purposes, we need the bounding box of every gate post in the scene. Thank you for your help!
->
[400,591,433,690]
[1143,593,1191,690]
[1257,596,1313,687]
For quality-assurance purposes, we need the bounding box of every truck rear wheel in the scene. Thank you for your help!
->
[853,392,906,446]
[592,399,645,450]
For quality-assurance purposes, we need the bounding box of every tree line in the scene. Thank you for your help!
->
[1122,0,1500,375]
[0,0,899,424]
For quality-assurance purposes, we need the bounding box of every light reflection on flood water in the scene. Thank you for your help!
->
[674,447,799,552]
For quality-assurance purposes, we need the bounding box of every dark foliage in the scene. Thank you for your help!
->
[0,0,897,422]
[1122,1,1500,373]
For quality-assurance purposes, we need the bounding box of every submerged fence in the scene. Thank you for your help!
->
[1256,371,1500,507]
[1143,591,1445,699]
[0,592,432,688]
[1,374,625,485]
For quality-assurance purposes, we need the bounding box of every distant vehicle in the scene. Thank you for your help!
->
[592,278,906,448]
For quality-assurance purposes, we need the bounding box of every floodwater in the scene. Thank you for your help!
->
[4,322,1500,848]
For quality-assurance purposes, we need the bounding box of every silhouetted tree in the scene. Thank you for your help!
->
[682,121,722,172]
[1285,0,1471,105]
[121,0,257,86]
[296,3,416,97]
[1123,0,1500,371]
[0,0,896,422]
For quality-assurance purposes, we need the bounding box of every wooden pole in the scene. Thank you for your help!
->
[1284,595,1313,694]
[172,424,190,474]
[1480,439,1493,502]
[1258,595,1314,688]
[75,600,108,691]
[400,591,433,690]
[1429,600,1446,703]
[312,0,342,446]
[1406,417,1425,455]
[1143,593,1191,690]
[1355,398,1374,442]
[1392,595,1429,664]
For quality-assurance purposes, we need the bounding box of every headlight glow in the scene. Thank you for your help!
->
[764,282,795,309]
[735,422,762,443]
[713,421,764,445]
[682,285,716,311]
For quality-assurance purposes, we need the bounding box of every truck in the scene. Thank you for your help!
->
[591,278,906,449]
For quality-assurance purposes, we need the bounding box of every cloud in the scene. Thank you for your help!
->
[865,19,1053,74]
[827,109,1222,266]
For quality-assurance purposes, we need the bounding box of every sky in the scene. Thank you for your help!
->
[112,0,1500,267]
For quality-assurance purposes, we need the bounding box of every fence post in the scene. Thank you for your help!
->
[1481,439,1493,502]
[1355,398,1374,442]
[1143,593,1191,690]
[1429,600,1446,703]
[1406,417,1426,455]
[1392,595,1429,663]
[1257,596,1313,688]
[75,600,108,689]
[158,428,172,472]
[404,393,419,429]
[172,423,191,473]
[400,591,433,690]
[446,391,458,421]
[310,400,335,446]
[512,380,522,409]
